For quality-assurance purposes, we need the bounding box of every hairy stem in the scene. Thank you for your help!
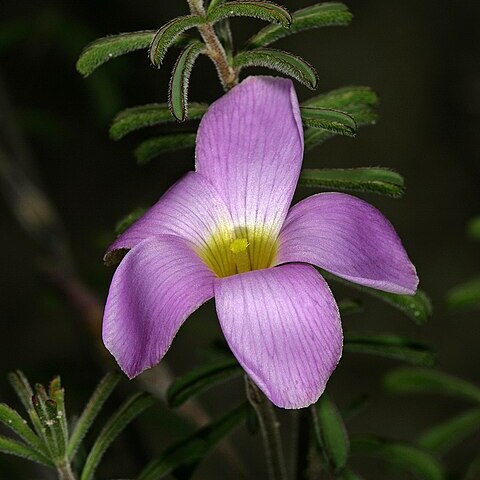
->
[245,377,288,480]
[187,0,238,90]
[57,461,77,480]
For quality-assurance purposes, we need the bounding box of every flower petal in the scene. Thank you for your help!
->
[196,76,304,240]
[214,264,342,409]
[277,193,418,294]
[103,235,215,378]
[105,172,234,265]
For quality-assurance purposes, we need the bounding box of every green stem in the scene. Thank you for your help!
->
[57,461,77,480]
[187,0,237,90]
[245,377,288,480]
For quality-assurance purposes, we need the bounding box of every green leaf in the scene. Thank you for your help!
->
[299,168,405,198]
[149,16,205,68]
[302,86,378,150]
[207,0,226,13]
[384,368,480,404]
[115,208,147,236]
[68,372,120,462]
[0,434,53,467]
[447,276,480,311]
[48,377,68,449]
[110,103,207,140]
[138,404,247,480]
[418,408,480,454]
[313,395,349,471]
[301,107,356,136]
[344,334,436,366]
[351,435,445,480]
[81,392,153,480]
[467,216,480,241]
[0,404,46,455]
[246,2,353,49]
[208,1,292,28]
[234,48,318,89]
[169,41,206,121]
[135,134,197,165]
[167,358,241,408]
[338,298,363,316]
[76,31,156,77]
[323,273,432,325]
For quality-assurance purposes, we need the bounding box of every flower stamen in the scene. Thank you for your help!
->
[230,238,251,274]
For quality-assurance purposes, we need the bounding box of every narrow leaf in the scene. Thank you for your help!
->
[169,41,206,121]
[32,392,62,460]
[110,103,207,140]
[115,208,147,236]
[338,298,363,316]
[418,408,480,454]
[467,216,480,241]
[167,358,241,408]
[323,272,432,324]
[67,372,120,461]
[234,48,318,89]
[301,107,356,136]
[246,2,353,49]
[149,16,205,68]
[138,404,247,480]
[351,435,445,480]
[0,404,46,455]
[208,1,292,28]
[447,276,480,311]
[135,134,197,165]
[344,334,436,366]
[208,0,226,13]
[313,395,349,471]
[77,31,156,77]
[384,368,480,404]
[0,434,53,467]
[299,168,404,198]
[48,377,68,450]
[80,392,153,480]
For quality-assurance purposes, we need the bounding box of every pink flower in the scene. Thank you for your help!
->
[103,77,418,409]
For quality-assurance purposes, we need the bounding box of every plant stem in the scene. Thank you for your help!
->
[245,376,288,480]
[187,0,238,90]
[57,461,77,480]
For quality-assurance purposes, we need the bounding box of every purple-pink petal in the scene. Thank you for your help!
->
[196,76,304,240]
[103,234,215,378]
[105,172,233,264]
[214,264,342,409]
[276,193,418,294]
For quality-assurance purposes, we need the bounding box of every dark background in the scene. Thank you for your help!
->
[0,1,479,478]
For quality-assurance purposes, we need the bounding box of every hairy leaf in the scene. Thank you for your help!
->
[208,1,291,28]
[313,395,349,471]
[167,358,241,408]
[299,167,404,198]
[351,435,445,480]
[301,107,356,136]
[138,404,247,480]
[169,41,206,121]
[149,16,205,68]
[110,103,207,140]
[135,134,197,165]
[81,392,153,480]
[246,2,352,49]
[0,434,53,467]
[344,334,435,366]
[234,48,318,89]
[447,276,480,311]
[418,408,480,454]
[68,372,120,461]
[323,273,432,324]
[77,31,156,77]
[384,368,480,404]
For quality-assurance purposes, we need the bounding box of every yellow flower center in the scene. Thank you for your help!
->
[197,227,278,277]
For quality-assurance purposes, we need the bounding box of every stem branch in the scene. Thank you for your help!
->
[187,0,237,90]
[245,376,288,480]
